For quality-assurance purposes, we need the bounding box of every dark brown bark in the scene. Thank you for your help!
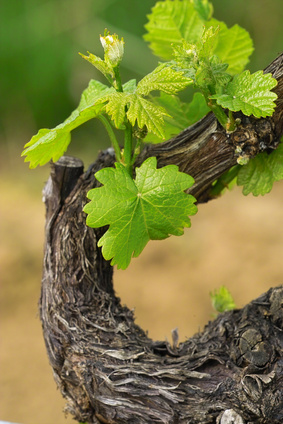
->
[40,54,283,423]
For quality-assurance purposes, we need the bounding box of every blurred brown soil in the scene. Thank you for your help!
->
[1,162,283,424]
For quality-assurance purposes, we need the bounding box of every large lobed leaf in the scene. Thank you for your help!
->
[84,157,197,269]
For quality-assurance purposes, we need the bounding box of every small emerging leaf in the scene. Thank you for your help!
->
[210,286,236,313]
[79,52,114,82]
[84,157,197,269]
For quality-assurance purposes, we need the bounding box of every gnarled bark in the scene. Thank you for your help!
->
[40,54,283,423]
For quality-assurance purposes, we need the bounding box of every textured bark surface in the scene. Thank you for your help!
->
[40,54,283,423]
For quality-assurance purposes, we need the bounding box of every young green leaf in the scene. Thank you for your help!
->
[237,142,283,196]
[79,52,114,84]
[84,157,197,269]
[210,286,236,313]
[193,0,213,21]
[171,27,232,95]
[126,94,169,139]
[136,63,192,96]
[104,92,129,128]
[211,70,278,118]
[210,20,254,75]
[22,80,113,168]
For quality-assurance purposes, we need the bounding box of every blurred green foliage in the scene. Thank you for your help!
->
[0,0,282,160]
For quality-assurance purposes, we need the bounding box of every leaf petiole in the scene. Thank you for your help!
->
[208,100,229,129]
[123,121,133,175]
[97,115,121,161]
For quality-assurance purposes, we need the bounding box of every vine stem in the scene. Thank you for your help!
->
[97,115,121,162]
[123,121,133,175]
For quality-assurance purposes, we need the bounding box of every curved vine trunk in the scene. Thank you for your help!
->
[40,54,283,423]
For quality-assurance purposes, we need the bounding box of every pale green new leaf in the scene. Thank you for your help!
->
[126,94,168,139]
[210,286,236,313]
[237,142,283,196]
[22,80,113,168]
[144,0,204,60]
[211,70,278,118]
[145,92,210,143]
[104,92,129,128]
[199,26,219,59]
[209,20,254,74]
[84,157,197,269]
[193,0,213,21]
[95,79,137,128]
[79,52,114,82]
[137,64,192,96]
[123,79,137,94]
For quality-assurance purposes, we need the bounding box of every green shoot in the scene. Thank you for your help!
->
[210,286,236,314]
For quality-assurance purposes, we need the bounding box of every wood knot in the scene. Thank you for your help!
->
[238,328,272,367]
[230,125,259,158]
[228,117,277,160]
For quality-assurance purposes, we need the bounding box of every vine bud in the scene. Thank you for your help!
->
[100,30,124,67]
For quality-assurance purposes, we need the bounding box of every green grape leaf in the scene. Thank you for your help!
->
[144,0,204,60]
[123,79,137,94]
[145,92,210,143]
[104,92,129,128]
[94,79,137,128]
[209,20,254,75]
[79,52,114,82]
[193,0,213,21]
[209,56,232,87]
[211,70,278,118]
[22,80,113,168]
[84,157,197,269]
[210,286,236,313]
[137,64,192,96]
[199,26,219,59]
[237,142,283,196]
[126,94,169,139]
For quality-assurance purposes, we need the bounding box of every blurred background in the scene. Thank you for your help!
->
[1,0,283,423]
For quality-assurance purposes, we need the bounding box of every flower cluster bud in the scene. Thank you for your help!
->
[100,31,124,68]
